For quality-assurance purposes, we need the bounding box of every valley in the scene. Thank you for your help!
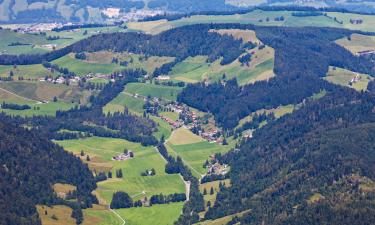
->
[0,6,375,225]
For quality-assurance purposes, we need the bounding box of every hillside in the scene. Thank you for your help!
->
[0,9,375,225]
[204,89,375,224]
[1,0,375,23]
[0,121,97,225]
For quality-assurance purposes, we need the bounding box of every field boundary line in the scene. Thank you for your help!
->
[108,206,126,225]
[0,87,40,103]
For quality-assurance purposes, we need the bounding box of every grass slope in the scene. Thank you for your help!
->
[56,137,185,204]
[115,202,184,225]
[325,67,374,91]
[125,82,183,101]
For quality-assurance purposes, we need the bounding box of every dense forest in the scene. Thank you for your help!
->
[204,88,375,224]
[0,121,97,225]
[0,25,245,68]
[178,24,375,129]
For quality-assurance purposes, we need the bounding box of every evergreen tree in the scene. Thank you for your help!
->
[110,192,133,209]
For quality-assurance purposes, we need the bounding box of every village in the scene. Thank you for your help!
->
[140,93,224,144]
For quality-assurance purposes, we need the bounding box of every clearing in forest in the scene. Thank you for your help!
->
[325,67,373,91]
[336,33,375,54]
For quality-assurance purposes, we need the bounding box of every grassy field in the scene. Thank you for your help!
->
[169,56,210,83]
[0,81,89,103]
[336,33,375,54]
[127,10,375,34]
[160,111,179,121]
[56,137,185,204]
[0,101,75,117]
[236,104,295,129]
[150,115,173,140]
[166,128,232,177]
[325,67,373,91]
[84,51,174,75]
[167,141,231,177]
[0,26,125,55]
[115,202,184,225]
[195,210,251,225]
[210,29,261,44]
[125,82,183,101]
[103,92,145,115]
[0,29,49,55]
[83,205,123,225]
[37,205,76,225]
[167,127,204,145]
[52,183,76,198]
[169,44,274,85]
[52,54,124,77]
[0,64,59,79]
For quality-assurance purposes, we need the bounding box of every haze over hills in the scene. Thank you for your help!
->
[1,0,375,23]
[0,3,375,225]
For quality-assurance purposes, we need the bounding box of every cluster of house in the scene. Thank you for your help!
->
[206,155,229,176]
[40,76,80,84]
[39,73,114,85]
[159,115,184,129]
[112,151,134,161]
[200,129,222,143]
[10,23,63,33]
[118,9,165,22]
[156,75,170,81]
[349,73,361,85]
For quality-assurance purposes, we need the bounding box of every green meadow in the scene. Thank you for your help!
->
[0,101,75,117]
[115,202,184,225]
[325,67,373,91]
[167,141,231,177]
[103,92,145,115]
[56,137,185,204]
[150,115,173,140]
[52,54,124,77]
[0,64,58,79]
[125,82,183,101]
[127,10,375,34]
[0,81,90,103]
[166,128,232,177]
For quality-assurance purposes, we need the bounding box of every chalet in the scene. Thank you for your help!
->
[156,75,170,81]
[112,151,134,161]
[357,50,375,57]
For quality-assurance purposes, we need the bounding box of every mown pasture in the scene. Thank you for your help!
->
[166,128,232,177]
[115,202,184,225]
[125,82,183,101]
[56,137,185,204]
[0,64,59,79]
[325,67,373,91]
[336,33,375,54]
[52,54,124,77]
[103,92,145,115]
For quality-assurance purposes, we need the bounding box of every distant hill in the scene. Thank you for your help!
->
[0,0,375,23]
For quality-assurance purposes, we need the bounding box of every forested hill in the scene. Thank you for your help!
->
[0,121,97,225]
[178,24,375,129]
[205,89,375,224]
